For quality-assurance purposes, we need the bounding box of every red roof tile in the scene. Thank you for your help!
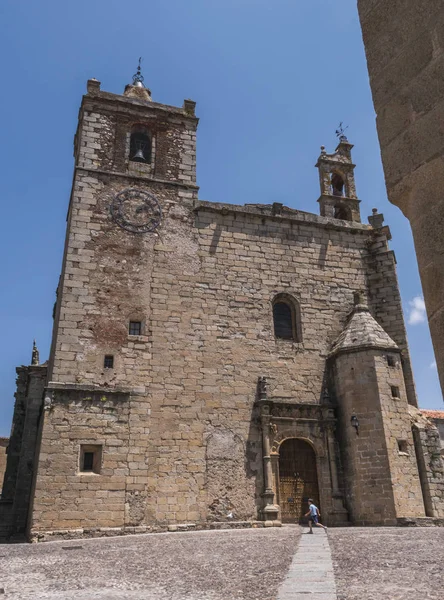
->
[421,410,444,420]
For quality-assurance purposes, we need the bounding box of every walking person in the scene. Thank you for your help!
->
[304,498,327,533]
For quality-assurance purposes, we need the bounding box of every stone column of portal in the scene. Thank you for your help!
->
[325,423,348,523]
[326,424,340,492]
[256,377,280,524]
[260,405,280,524]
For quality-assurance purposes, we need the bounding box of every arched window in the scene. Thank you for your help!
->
[272,294,301,341]
[129,128,151,164]
[331,172,345,197]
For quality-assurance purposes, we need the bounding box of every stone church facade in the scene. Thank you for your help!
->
[1,73,444,541]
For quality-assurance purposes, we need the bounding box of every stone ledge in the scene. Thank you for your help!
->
[46,382,142,395]
[75,166,199,190]
[30,520,277,543]
[397,517,444,527]
[44,383,140,408]
[83,91,199,122]
[194,200,372,233]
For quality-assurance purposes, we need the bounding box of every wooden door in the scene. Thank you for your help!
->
[278,439,319,523]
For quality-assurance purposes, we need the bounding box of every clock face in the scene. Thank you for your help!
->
[110,188,162,234]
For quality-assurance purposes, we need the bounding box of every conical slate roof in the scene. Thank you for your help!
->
[329,292,399,356]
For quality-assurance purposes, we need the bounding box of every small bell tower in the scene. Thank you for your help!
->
[315,126,361,222]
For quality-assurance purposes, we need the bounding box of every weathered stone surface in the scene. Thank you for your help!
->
[0,364,47,540]
[410,407,444,518]
[358,0,444,396]
[420,410,444,449]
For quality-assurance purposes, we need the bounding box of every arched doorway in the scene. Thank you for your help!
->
[278,438,320,523]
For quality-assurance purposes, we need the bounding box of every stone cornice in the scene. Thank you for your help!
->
[75,166,199,190]
[194,200,372,233]
[46,382,144,396]
[81,92,199,124]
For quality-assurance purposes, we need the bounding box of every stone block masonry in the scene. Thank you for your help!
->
[33,195,379,533]
[358,0,444,397]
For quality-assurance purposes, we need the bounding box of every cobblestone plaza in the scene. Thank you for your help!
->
[1,526,443,599]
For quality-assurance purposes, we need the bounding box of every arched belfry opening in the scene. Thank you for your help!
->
[278,439,319,523]
[130,127,151,164]
[331,172,345,197]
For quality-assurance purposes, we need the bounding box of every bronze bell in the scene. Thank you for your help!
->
[132,147,146,162]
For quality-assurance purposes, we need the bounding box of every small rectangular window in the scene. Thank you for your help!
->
[129,321,142,336]
[387,355,396,367]
[80,445,102,474]
[391,386,400,398]
[397,440,408,454]
[104,355,114,369]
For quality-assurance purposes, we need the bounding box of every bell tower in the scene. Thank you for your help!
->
[48,65,199,383]
[315,130,361,222]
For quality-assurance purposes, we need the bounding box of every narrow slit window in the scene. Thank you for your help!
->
[80,445,102,474]
[397,440,408,454]
[104,355,114,369]
[391,385,400,398]
[129,321,142,336]
[387,355,396,367]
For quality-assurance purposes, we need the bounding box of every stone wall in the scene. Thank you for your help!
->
[0,365,46,540]
[358,0,444,395]
[333,351,397,524]
[365,226,417,406]
[32,386,131,532]
[375,354,424,517]
[333,348,424,524]
[410,408,444,518]
[33,198,382,533]
[420,411,444,450]
[2,370,28,501]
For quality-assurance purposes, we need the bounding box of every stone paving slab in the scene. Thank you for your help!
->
[0,527,300,600]
[2,526,443,599]
[277,529,336,600]
[329,527,444,600]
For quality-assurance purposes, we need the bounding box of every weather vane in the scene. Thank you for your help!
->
[335,122,349,141]
[132,57,145,86]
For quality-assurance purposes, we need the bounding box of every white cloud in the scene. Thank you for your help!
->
[408,296,426,325]
[430,360,437,370]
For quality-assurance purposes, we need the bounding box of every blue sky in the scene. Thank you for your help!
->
[0,0,441,435]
